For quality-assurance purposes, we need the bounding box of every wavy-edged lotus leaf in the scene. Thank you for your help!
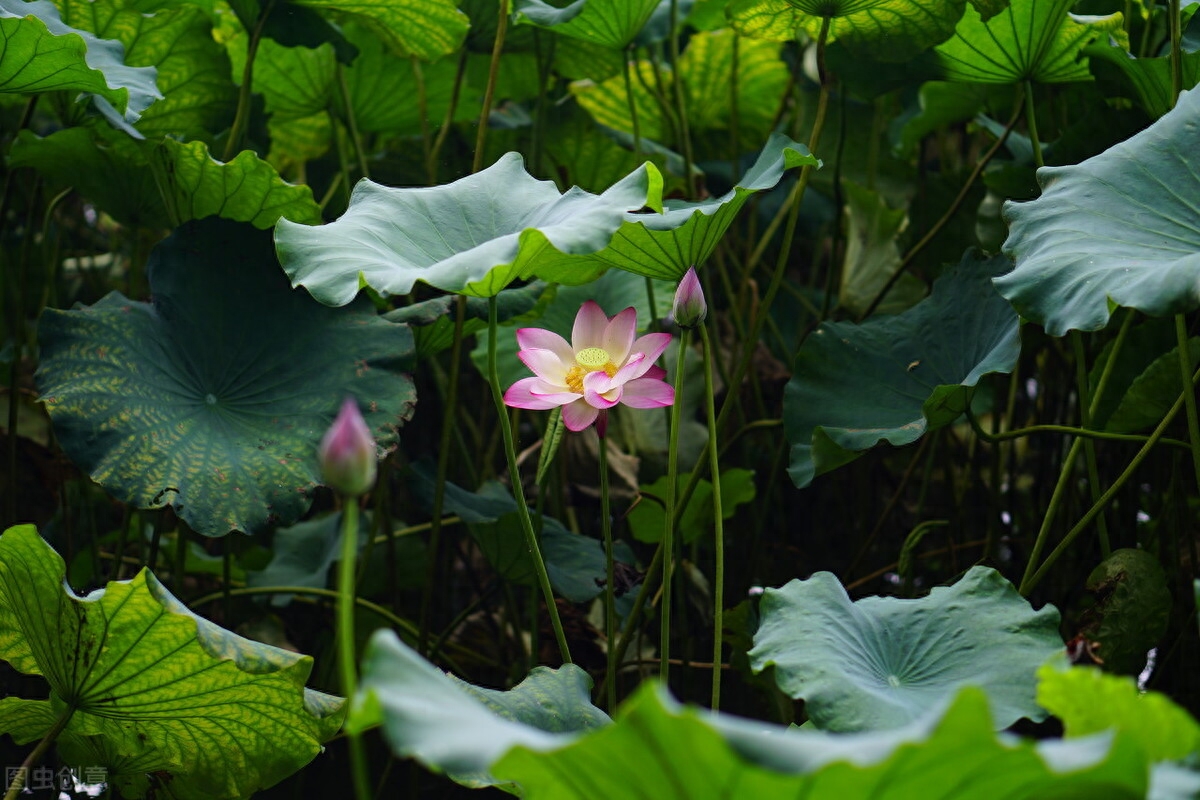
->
[274,154,662,302]
[0,0,160,121]
[784,251,1020,488]
[749,566,1063,732]
[935,0,1123,84]
[151,138,322,228]
[346,629,1146,798]
[0,525,345,799]
[572,31,790,146]
[289,0,467,61]
[1076,549,1172,675]
[1105,339,1200,433]
[589,133,818,281]
[513,0,660,49]
[997,87,1200,335]
[495,683,1146,799]
[36,217,415,537]
[1085,38,1200,119]
[728,0,966,61]
[58,0,235,139]
[1037,661,1200,763]
[347,629,609,789]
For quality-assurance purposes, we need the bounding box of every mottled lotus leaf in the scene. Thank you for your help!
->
[935,0,1123,84]
[0,0,160,121]
[728,0,966,61]
[36,218,415,537]
[274,154,663,302]
[289,0,467,60]
[0,525,344,799]
[997,87,1200,335]
[784,251,1020,488]
[749,566,1063,732]
[513,0,660,49]
[1077,549,1171,675]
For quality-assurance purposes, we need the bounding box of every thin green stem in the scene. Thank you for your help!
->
[668,0,695,196]
[224,0,274,162]
[473,0,510,174]
[1072,332,1110,556]
[337,62,370,179]
[1023,80,1044,169]
[964,409,1192,450]
[337,502,371,800]
[699,324,724,710]
[487,297,572,663]
[1169,0,1183,102]
[661,328,690,685]
[596,541,664,701]
[1021,366,1200,594]
[4,704,74,800]
[429,48,469,184]
[597,428,617,710]
[623,51,643,162]
[1175,314,1200,497]
[419,295,467,654]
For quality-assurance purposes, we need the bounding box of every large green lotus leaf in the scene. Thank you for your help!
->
[1037,662,1200,763]
[512,0,659,49]
[274,154,662,302]
[728,0,966,61]
[749,566,1063,732]
[267,110,334,169]
[0,0,159,121]
[7,126,166,228]
[572,30,790,146]
[35,218,415,537]
[348,629,609,789]
[288,0,467,60]
[245,511,367,606]
[1106,339,1200,433]
[1086,38,1200,120]
[340,22,470,134]
[57,0,235,139]
[0,525,345,799]
[585,133,819,281]
[11,127,316,230]
[996,87,1200,335]
[151,138,322,228]
[495,684,1147,798]
[784,251,1019,488]
[627,469,757,544]
[935,0,1123,84]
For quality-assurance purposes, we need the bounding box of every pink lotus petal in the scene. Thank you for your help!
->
[606,352,648,387]
[518,347,570,382]
[629,331,672,363]
[528,379,580,405]
[505,377,573,410]
[583,370,622,409]
[517,328,574,363]
[644,365,667,381]
[572,300,609,351]
[603,307,637,363]
[620,376,675,408]
[561,398,600,431]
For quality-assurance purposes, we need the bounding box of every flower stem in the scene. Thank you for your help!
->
[597,426,617,710]
[1175,314,1200,498]
[661,328,690,685]
[336,501,371,800]
[473,0,510,174]
[699,323,724,710]
[3,704,74,800]
[487,296,573,663]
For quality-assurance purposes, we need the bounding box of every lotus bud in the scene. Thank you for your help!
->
[319,397,377,497]
[671,266,707,329]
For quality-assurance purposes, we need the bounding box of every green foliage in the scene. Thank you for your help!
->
[36,218,415,536]
[749,567,1063,731]
[0,524,344,799]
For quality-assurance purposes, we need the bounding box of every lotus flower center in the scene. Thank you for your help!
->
[565,347,619,393]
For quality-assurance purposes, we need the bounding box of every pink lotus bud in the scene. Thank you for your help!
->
[671,267,707,329]
[318,398,377,497]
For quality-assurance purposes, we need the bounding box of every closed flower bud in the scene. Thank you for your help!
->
[671,266,707,329]
[318,397,377,497]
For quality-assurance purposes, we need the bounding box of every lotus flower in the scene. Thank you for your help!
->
[504,300,674,432]
[671,266,707,329]
[318,397,377,497]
